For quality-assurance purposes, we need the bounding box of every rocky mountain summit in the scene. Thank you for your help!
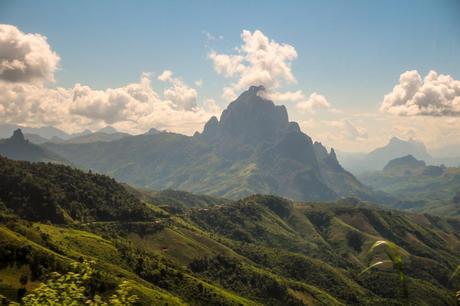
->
[45,86,375,201]
[0,129,67,163]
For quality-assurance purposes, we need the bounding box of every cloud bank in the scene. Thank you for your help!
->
[3,24,457,152]
[158,70,198,111]
[0,24,219,134]
[380,70,460,116]
[328,119,368,141]
[296,93,331,113]
[0,72,219,134]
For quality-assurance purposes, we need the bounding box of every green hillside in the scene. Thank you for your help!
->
[0,156,156,223]
[358,155,460,216]
[0,157,459,305]
[123,187,232,209]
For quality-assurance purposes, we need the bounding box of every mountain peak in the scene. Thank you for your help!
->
[8,129,26,144]
[202,116,219,138]
[389,136,403,144]
[146,127,160,135]
[248,85,265,94]
[214,86,289,144]
[0,129,69,163]
[229,85,270,108]
[313,141,329,157]
[388,136,424,147]
[97,126,118,134]
[394,154,419,162]
[383,154,426,173]
[364,135,432,171]
[329,148,337,160]
[41,86,376,202]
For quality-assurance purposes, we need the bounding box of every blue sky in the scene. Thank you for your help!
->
[2,0,459,106]
[1,0,460,151]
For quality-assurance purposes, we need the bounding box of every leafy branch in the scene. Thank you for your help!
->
[11,260,137,306]
[361,240,408,304]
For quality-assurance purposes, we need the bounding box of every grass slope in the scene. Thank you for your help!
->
[0,157,459,305]
[359,164,460,217]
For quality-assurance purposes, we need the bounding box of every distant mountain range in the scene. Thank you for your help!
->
[358,154,460,216]
[338,137,434,173]
[23,133,49,144]
[0,123,128,143]
[43,86,375,202]
[2,87,458,207]
[0,129,68,164]
[55,131,131,144]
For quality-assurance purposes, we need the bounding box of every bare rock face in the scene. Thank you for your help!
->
[202,86,291,145]
[195,86,369,201]
[46,86,375,202]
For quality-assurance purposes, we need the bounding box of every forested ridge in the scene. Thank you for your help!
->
[0,157,459,305]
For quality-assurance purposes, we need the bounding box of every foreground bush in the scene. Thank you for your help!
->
[11,260,137,306]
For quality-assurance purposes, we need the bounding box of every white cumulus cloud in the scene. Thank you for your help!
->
[209,29,298,101]
[0,81,71,127]
[262,90,305,102]
[296,92,331,112]
[0,24,60,83]
[380,70,460,116]
[158,70,173,81]
[333,119,368,141]
[0,25,220,135]
[70,73,156,124]
[0,73,220,134]
[158,69,198,110]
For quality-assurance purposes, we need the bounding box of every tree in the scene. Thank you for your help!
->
[12,260,137,306]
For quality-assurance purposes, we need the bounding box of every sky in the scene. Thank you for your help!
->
[0,0,459,152]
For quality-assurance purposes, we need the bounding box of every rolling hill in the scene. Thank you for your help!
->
[126,188,232,209]
[0,157,459,305]
[358,155,460,216]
